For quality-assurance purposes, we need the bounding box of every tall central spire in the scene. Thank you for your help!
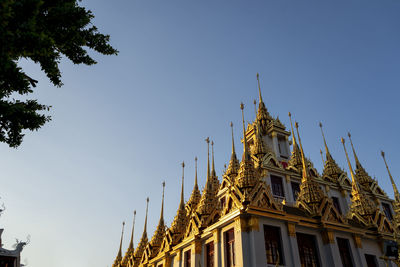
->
[112,221,125,267]
[319,122,330,156]
[226,122,239,179]
[241,103,249,161]
[160,181,165,222]
[133,198,149,266]
[144,197,149,234]
[194,156,198,188]
[121,211,136,266]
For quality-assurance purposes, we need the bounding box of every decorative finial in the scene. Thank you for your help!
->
[294,121,309,180]
[180,161,185,208]
[230,122,236,155]
[288,112,297,146]
[205,137,210,180]
[241,102,249,160]
[211,140,216,176]
[347,132,360,165]
[257,73,263,103]
[194,156,198,187]
[319,122,330,155]
[160,181,165,221]
[381,151,400,201]
[144,197,149,234]
[126,210,136,251]
[341,137,359,191]
[117,221,125,257]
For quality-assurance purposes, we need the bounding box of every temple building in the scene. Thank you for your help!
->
[111,74,400,267]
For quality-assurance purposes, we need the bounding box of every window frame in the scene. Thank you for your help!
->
[270,175,285,198]
[225,229,235,267]
[205,241,214,267]
[296,232,321,267]
[263,225,284,265]
[337,237,354,267]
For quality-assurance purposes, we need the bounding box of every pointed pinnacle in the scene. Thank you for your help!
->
[295,122,309,180]
[211,141,216,176]
[347,132,361,166]
[320,149,325,166]
[144,197,149,234]
[180,161,185,208]
[205,137,210,180]
[240,103,249,160]
[381,151,400,201]
[341,137,359,192]
[118,221,125,257]
[129,211,136,249]
[160,181,165,221]
[288,112,297,146]
[194,157,198,187]
[257,73,263,103]
[319,122,330,156]
[230,122,236,156]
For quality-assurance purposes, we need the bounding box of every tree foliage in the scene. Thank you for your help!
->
[0,0,118,147]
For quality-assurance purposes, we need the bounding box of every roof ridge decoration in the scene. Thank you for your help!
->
[112,221,125,267]
[121,211,136,267]
[341,138,392,232]
[185,157,201,215]
[132,198,149,267]
[348,132,386,196]
[142,183,166,263]
[319,122,348,184]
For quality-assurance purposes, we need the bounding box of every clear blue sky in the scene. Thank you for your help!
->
[1,1,400,266]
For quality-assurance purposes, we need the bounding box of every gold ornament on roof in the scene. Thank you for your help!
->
[112,221,125,267]
[341,138,378,226]
[236,103,258,189]
[121,211,136,267]
[319,122,346,182]
[225,122,240,180]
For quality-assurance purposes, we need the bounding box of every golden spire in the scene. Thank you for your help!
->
[319,122,345,181]
[160,181,165,222]
[121,211,136,266]
[341,137,377,223]
[112,221,125,267]
[381,151,400,202]
[319,122,330,156]
[347,132,377,192]
[129,211,136,250]
[211,141,216,177]
[236,103,258,189]
[206,137,210,181]
[257,73,263,104]
[231,122,236,156]
[133,198,149,266]
[294,122,326,216]
[347,132,361,168]
[146,183,166,259]
[241,103,249,161]
[226,122,240,178]
[295,122,309,181]
[144,197,149,234]
[195,156,198,188]
[180,161,185,209]
[288,112,297,146]
[186,157,201,213]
